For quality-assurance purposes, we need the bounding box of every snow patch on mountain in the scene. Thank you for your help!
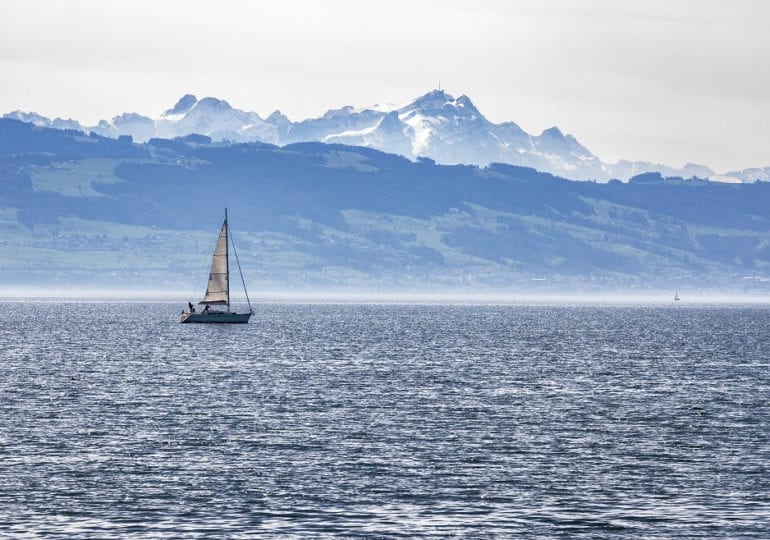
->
[400,112,438,156]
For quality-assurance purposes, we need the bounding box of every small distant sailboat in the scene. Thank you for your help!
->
[180,209,253,323]
[674,290,680,301]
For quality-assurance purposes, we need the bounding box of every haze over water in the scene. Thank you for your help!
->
[1,301,768,537]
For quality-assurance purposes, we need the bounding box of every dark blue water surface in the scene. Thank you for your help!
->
[0,301,769,537]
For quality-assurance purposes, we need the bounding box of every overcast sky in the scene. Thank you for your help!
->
[1,0,768,173]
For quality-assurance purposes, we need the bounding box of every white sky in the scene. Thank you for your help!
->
[1,0,768,173]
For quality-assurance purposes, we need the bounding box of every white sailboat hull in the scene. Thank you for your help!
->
[180,310,252,324]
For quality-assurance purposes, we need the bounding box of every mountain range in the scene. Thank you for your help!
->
[7,90,760,183]
[1,117,769,294]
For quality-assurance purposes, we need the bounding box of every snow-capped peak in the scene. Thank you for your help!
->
[322,105,356,120]
[191,97,233,113]
[266,110,290,125]
[454,95,480,113]
[539,126,564,139]
[163,94,197,117]
[4,110,52,126]
[400,89,455,115]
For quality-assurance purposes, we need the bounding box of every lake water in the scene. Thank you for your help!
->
[0,301,768,537]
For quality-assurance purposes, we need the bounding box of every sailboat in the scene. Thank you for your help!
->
[674,290,680,301]
[180,209,253,323]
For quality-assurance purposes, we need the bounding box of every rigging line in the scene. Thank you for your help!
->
[229,228,252,312]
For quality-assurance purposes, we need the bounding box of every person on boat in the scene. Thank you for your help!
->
[203,305,210,313]
[188,302,195,313]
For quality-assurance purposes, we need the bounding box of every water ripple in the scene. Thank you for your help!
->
[0,302,768,537]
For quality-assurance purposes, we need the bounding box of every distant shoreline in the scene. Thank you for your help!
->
[2,289,770,306]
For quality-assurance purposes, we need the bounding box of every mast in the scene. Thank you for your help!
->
[225,208,230,311]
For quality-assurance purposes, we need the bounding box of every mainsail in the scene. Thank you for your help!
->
[200,217,229,305]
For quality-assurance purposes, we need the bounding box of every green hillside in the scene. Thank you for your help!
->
[1,119,769,294]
